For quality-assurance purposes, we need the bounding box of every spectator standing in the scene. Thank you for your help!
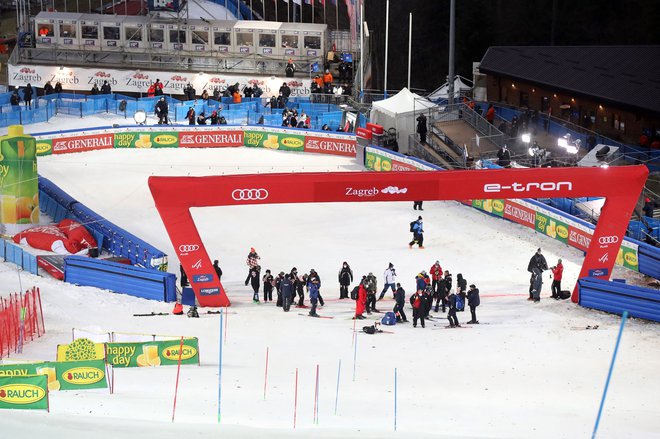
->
[101,80,112,94]
[262,269,274,302]
[54,81,63,93]
[90,83,99,95]
[497,144,511,167]
[467,284,480,324]
[378,263,397,300]
[186,107,195,125]
[285,58,296,77]
[245,247,260,285]
[528,248,548,303]
[154,79,164,96]
[486,104,495,124]
[155,97,168,125]
[416,113,427,144]
[393,283,408,322]
[447,290,460,328]
[10,90,20,106]
[23,84,33,109]
[43,80,54,95]
[338,261,353,299]
[353,277,368,320]
[643,197,655,218]
[550,259,563,299]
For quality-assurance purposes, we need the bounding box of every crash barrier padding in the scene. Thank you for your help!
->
[578,277,660,322]
[627,218,660,242]
[0,287,45,359]
[38,176,166,270]
[0,375,49,410]
[0,359,108,391]
[0,239,39,275]
[63,256,177,302]
[480,158,659,280]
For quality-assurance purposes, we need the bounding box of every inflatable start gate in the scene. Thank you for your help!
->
[149,165,648,307]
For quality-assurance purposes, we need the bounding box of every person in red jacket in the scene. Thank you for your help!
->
[147,82,156,98]
[353,276,368,320]
[429,260,443,297]
[550,259,563,299]
[486,104,495,124]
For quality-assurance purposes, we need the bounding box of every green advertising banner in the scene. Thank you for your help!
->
[0,360,107,391]
[244,130,304,151]
[619,245,639,271]
[0,375,48,410]
[114,131,179,149]
[471,199,504,217]
[105,338,200,368]
[0,125,39,225]
[35,138,53,156]
[364,150,392,172]
[0,363,43,378]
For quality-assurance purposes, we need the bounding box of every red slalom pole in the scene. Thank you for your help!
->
[263,347,269,400]
[293,368,299,429]
[171,336,185,422]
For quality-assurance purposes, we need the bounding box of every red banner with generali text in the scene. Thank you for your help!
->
[503,200,536,228]
[178,131,244,148]
[391,160,418,172]
[304,136,356,157]
[568,225,592,252]
[52,133,114,154]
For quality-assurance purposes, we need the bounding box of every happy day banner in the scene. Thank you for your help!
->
[105,338,199,368]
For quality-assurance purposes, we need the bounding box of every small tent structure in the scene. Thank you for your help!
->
[370,88,439,154]
[427,76,473,103]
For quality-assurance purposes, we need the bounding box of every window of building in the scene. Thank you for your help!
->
[125,26,142,42]
[81,25,98,39]
[237,32,254,46]
[169,30,186,44]
[149,28,164,43]
[281,35,298,48]
[259,33,275,47]
[191,30,209,45]
[214,31,230,45]
[103,25,119,40]
[60,24,77,38]
[304,35,320,49]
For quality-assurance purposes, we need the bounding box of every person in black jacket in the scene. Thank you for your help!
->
[54,81,63,93]
[10,90,20,106]
[416,113,427,144]
[197,112,207,125]
[23,84,33,109]
[528,248,548,302]
[275,271,285,307]
[186,107,195,125]
[447,291,460,328]
[262,269,274,302]
[467,284,480,324]
[155,97,169,125]
[394,283,408,322]
[497,144,511,167]
[43,80,54,95]
[248,265,261,303]
[280,274,293,311]
[338,261,353,299]
[409,289,428,328]
[456,273,467,311]
[213,259,223,281]
[101,80,111,94]
[308,269,324,306]
[279,82,291,101]
[643,197,655,218]
[90,83,99,95]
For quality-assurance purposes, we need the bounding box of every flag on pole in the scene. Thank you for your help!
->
[345,0,356,40]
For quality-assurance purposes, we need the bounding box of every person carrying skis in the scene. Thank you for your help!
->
[281,274,293,311]
[248,265,261,303]
[550,259,563,299]
[263,269,274,302]
[353,276,368,320]
[338,261,353,299]
[467,284,480,324]
[409,216,424,249]
[378,263,397,301]
[308,277,321,317]
[393,283,408,323]
[527,248,548,303]
[246,248,261,285]
[365,272,378,314]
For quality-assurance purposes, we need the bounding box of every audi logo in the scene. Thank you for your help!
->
[179,244,200,253]
[598,236,619,245]
[232,188,269,201]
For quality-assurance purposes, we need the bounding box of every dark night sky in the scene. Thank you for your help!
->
[364,0,660,93]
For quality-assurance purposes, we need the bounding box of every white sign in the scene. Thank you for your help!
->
[8,64,312,97]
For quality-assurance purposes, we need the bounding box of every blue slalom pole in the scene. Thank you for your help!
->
[218,309,224,423]
[352,332,358,381]
[592,311,628,439]
[334,359,341,415]
[394,368,398,431]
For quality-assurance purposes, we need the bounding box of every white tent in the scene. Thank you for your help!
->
[370,88,439,154]
[427,76,473,102]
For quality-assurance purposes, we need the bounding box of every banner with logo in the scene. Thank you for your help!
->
[9,64,312,97]
[105,338,199,368]
[0,375,48,410]
[179,130,243,148]
[36,138,53,157]
[1,360,107,391]
[114,132,179,148]
[52,132,114,155]
[244,130,304,151]
[56,338,106,362]
[364,147,436,172]
[304,135,356,157]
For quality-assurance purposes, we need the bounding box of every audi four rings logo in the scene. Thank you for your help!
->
[232,188,269,201]
[179,244,200,253]
[598,236,619,245]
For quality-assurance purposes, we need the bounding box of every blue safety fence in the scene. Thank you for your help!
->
[578,277,660,322]
[628,218,660,243]
[0,239,39,275]
[0,101,53,126]
[64,256,177,302]
[38,176,168,270]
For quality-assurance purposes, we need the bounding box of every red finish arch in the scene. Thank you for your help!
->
[149,166,648,307]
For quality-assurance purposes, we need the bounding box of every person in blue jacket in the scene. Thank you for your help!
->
[409,216,424,249]
[308,277,321,317]
[281,274,293,312]
[467,284,480,324]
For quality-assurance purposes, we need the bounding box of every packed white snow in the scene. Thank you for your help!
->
[0,113,659,439]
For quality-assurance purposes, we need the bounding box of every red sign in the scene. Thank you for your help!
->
[355,127,372,140]
[568,225,592,252]
[391,160,418,171]
[503,201,536,228]
[52,133,114,154]
[304,136,356,157]
[178,131,244,148]
[366,122,384,135]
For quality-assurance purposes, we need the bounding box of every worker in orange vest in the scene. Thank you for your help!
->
[233,90,242,104]
[147,82,156,98]
[322,69,333,85]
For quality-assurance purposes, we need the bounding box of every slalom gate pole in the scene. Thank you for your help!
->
[171,336,185,422]
[313,364,319,424]
[263,346,269,400]
[394,367,398,431]
[224,306,228,345]
[352,317,356,346]
[218,309,224,423]
[352,331,358,381]
[592,311,628,439]
[293,368,299,429]
[334,359,341,415]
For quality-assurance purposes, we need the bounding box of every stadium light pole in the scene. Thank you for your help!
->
[407,13,412,90]
[447,0,456,104]
[383,0,390,98]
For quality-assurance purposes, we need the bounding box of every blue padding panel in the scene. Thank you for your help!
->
[578,277,660,322]
[638,242,660,280]
[181,286,196,306]
[0,239,5,259]
[22,251,38,275]
[64,256,176,302]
